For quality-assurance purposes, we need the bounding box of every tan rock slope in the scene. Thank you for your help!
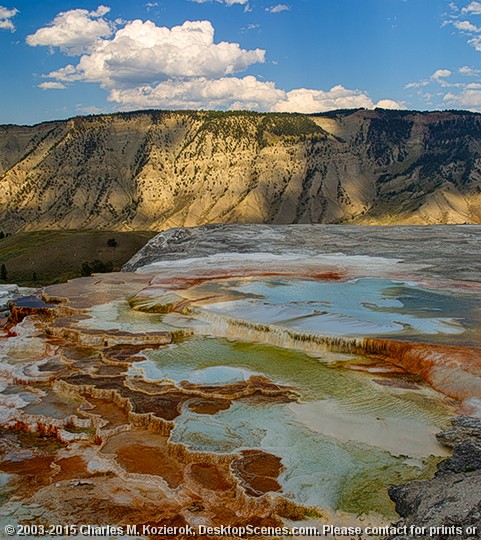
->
[0,108,480,232]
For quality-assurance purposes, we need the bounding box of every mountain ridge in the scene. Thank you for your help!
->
[1,108,480,232]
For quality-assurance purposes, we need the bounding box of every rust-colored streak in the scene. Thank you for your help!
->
[0,455,55,475]
[12,420,60,438]
[232,450,284,497]
[115,444,184,488]
[102,344,163,365]
[0,455,55,496]
[359,338,481,400]
[61,373,297,423]
[190,463,232,491]
[187,398,231,415]
[95,365,127,376]
[52,456,90,482]
[154,270,345,290]
[5,304,54,330]
[0,289,308,532]
[72,375,184,420]
[85,397,130,428]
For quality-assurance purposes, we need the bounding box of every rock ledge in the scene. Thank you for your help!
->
[387,417,481,539]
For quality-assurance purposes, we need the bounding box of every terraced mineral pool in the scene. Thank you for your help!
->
[130,336,454,517]
[79,275,476,518]
[185,277,481,345]
[77,300,179,333]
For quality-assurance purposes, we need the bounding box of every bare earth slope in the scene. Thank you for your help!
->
[1,109,480,232]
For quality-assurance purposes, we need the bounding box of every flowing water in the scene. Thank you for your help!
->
[2,262,480,534]
[184,277,481,345]
[128,336,453,517]
[79,275,480,517]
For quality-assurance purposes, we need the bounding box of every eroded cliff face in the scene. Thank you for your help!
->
[0,109,480,232]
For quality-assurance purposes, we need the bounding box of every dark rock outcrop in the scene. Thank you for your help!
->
[436,416,481,448]
[387,417,481,539]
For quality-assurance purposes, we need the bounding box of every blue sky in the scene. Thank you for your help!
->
[1,0,481,124]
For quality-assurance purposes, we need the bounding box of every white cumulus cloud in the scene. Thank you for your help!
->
[444,88,481,110]
[109,79,403,113]
[38,81,67,90]
[468,35,481,50]
[38,19,265,87]
[0,5,18,31]
[459,65,481,75]
[447,2,481,51]
[31,10,401,114]
[191,0,249,5]
[405,80,429,89]
[453,19,481,31]
[26,5,115,55]
[432,69,452,80]
[270,86,403,113]
[266,4,290,13]
[405,69,454,90]
[462,1,481,14]
[110,76,285,110]
[272,86,374,113]
[376,99,405,109]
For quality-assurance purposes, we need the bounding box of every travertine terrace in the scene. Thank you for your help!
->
[0,225,480,538]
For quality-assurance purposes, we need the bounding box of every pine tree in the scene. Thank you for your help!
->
[81,262,92,277]
[0,264,8,281]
